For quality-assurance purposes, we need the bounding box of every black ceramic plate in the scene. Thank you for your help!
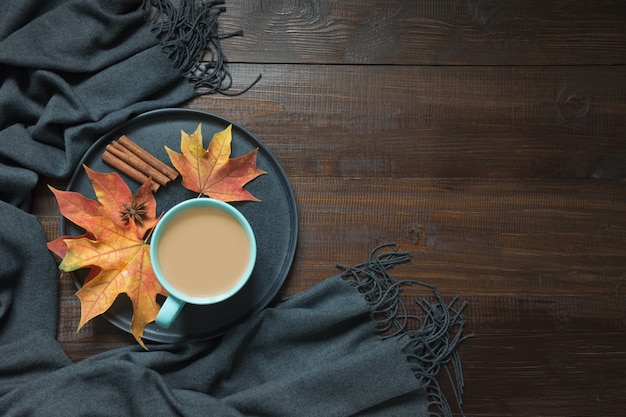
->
[62,109,298,343]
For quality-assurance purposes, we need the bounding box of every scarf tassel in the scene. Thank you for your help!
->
[142,0,261,95]
[338,243,473,417]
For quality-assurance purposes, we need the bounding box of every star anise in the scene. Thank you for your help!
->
[119,196,148,226]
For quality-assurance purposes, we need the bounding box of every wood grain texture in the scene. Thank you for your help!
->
[191,64,626,179]
[28,1,626,415]
[462,332,626,416]
[282,178,626,295]
[218,0,626,65]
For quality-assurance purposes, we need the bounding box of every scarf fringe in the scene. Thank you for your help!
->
[338,243,473,417]
[142,0,261,95]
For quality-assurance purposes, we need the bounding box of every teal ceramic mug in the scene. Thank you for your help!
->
[150,198,257,329]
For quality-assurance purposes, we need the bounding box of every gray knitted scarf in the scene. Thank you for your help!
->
[0,1,470,416]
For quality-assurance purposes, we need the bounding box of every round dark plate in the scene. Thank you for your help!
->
[62,109,298,343]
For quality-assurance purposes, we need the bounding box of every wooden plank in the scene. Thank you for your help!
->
[190,64,626,179]
[218,0,626,65]
[280,177,626,296]
[461,332,626,416]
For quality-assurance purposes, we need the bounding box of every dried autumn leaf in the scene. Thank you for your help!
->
[47,166,166,348]
[165,123,266,201]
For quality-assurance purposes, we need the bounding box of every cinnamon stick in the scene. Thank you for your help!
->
[101,150,160,192]
[101,134,180,192]
[105,142,171,186]
[117,135,179,181]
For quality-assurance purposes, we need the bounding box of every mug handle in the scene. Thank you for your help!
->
[155,296,185,329]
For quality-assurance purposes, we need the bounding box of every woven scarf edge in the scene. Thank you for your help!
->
[141,0,261,96]
[338,243,473,417]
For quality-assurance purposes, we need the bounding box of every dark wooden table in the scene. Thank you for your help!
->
[32,2,626,416]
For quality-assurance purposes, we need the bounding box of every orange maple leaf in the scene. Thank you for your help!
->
[165,124,266,201]
[47,166,166,348]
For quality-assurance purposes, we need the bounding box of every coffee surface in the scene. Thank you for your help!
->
[157,206,251,298]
